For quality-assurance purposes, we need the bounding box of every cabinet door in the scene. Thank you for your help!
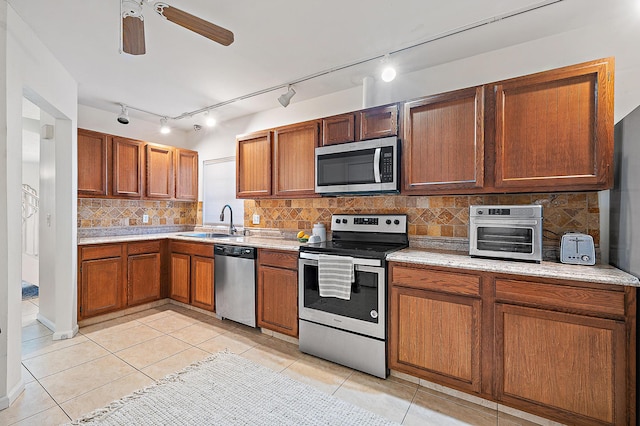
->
[146,144,174,198]
[78,129,109,197]
[191,255,214,311]
[389,285,481,393]
[175,149,198,200]
[360,104,398,140]
[127,252,161,306]
[403,87,484,194]
[112,136,143,197]
[496,304,626,425]
[236,131,272,198]
[80,257,124,318]
[257,265,298,337]
[273,121,319,198]
[170,252,191,304]
[494,57,613,191]
[322,113,356,145]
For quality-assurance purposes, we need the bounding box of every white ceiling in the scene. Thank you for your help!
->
[8,0,640,130]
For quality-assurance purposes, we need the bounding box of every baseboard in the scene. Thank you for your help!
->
[0,378,25,410]
[53,324,79,341]
[36,313,55,333]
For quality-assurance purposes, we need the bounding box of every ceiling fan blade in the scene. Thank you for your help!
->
[123,16,146,55]
[155,4,234,46]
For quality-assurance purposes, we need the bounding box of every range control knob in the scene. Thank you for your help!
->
[581,255,591,262]
[394,219,400,225]
[335,219,340,224]
[342,219,348,224]
[386,219,392,225]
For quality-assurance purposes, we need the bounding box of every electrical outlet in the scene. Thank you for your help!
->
[252,214,260,225]
[143,214,149,223]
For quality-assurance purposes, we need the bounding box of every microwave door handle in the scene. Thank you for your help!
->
[373,147,381,183]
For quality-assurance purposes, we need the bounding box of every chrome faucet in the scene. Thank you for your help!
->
[219,204,237,235]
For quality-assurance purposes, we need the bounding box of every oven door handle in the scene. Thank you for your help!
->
[373,147,381,183]
[299,251,382,267]
[472,219,540,226]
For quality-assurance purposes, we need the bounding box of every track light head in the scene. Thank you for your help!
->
[160,117,171,134]
[278,86,296,108]
[117,104,130,124]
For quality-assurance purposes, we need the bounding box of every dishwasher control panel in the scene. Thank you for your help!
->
[214,244,256,259]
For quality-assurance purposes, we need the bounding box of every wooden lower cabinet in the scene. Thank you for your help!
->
[191,255,215,311]
[128,253,161,306]
[127,241,162,306]
[389,264,482,393]
[78,244,126,319]
[496,304,626,425]
[257,249,298,337]
[169,241,215,310]
[388,261,636,426]
[170,253,191,304]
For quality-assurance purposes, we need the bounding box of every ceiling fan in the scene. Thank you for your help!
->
[121,0,234,55]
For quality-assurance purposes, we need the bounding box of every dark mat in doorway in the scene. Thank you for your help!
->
[22,281,39,300]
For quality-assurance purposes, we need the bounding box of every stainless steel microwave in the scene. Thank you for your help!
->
[469,205,543,263]
[315,136,399,195]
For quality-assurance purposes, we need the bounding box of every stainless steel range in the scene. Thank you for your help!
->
[298,214,408,378]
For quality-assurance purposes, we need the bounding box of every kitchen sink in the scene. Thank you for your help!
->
[177,232,242,239]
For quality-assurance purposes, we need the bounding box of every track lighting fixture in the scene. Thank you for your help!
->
[278,85,296,108]
[204,111,217,127]
[380,54,396,82]
[117,104,130,124]
[160,117,171,134]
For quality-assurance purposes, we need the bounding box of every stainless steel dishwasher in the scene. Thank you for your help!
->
[214,244,257,327]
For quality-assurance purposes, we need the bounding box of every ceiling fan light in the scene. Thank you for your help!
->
[160,117,171,134]
[381,66,397,82]
[278,86,296,108]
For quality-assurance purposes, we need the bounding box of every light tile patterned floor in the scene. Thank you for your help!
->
[1,298,547,425]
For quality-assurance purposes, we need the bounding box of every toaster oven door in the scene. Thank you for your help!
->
[469,219,542,261]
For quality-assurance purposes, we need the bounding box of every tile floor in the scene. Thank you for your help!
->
[2,298,549,425]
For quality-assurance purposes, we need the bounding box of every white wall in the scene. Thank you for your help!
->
[1,1,78,408]
[187,6,640,249]
[79,104,188,148]
[22,160,39,285]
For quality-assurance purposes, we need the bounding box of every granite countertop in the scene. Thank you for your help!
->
[78,232,304,251]
[78,233,639,287]
[387,248,640,287]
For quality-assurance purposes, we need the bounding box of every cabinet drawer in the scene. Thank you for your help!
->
[127,240,161,255]
[80,244,123,261]
[171,241,214,257]
[495,279,625,317]
[391,265,480,296]
[258,249,298,270]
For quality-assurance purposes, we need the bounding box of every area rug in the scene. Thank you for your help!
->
[21,281,39,300]
[69,350,399,425]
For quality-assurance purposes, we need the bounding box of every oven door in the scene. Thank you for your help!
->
[469,218,542,261]
[298,253,386,339]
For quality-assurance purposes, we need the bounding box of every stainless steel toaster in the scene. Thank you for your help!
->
[560,233,595,265]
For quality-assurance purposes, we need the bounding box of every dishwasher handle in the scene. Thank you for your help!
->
[214,244,256,259]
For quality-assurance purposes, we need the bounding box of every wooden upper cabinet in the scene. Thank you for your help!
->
[146,144,174,198]
[322,113,356,145]
[403,87,485,194]
[493,57,614,191]
[112,136,143,198]
[322,104,398,146]
[78,129,109,197]
[175,148,198,201]
[273,121,320,198]
[236,131,272,198]
[360,104,398,140]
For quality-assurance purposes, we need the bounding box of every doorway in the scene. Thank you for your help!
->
[22,97,40,303]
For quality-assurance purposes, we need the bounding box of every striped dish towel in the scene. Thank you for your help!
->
[318,254,354,300]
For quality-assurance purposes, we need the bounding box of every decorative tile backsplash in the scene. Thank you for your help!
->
[244,192,600,246]
[78,199,198,228]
